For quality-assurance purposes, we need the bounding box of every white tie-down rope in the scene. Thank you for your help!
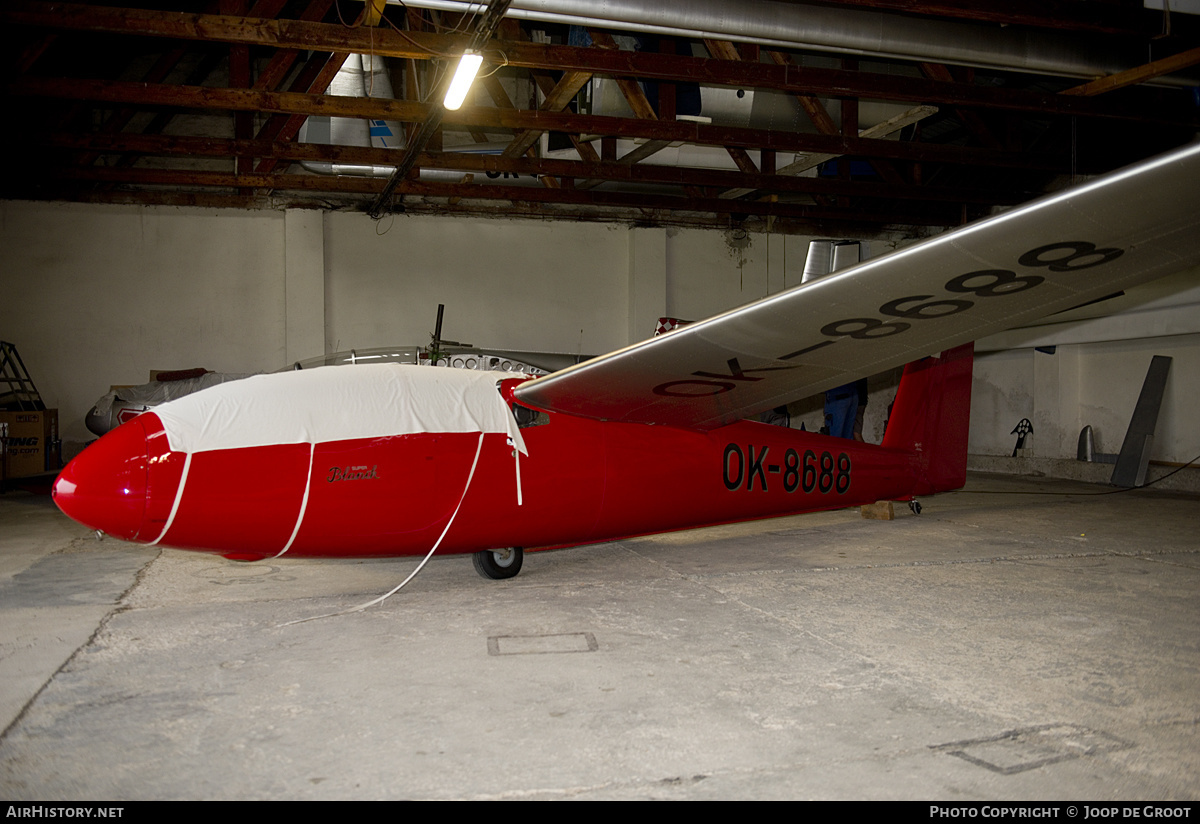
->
[272,442,316,559]
[278,431,486,626]
[513,437,523,506]
[148,452,191,546]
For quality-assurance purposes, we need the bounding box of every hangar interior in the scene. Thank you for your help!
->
[3,0,1200,469]
[1,0,1198,801]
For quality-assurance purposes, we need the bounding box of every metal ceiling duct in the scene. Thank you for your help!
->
[396,0,1191,85]
[298,53,402,176]
[802,240,865,284]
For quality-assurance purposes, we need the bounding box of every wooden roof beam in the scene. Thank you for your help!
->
[10,77,1067,172]
[31,131,1032,206]
[1062,46,1200,96]
[919,63,1004,149]
[253,0,337,91]
[577,29,671,184]
[6,3,1193,126]
[767,51,839,136]
[254,49,354,173]
[502,70,592,159]
[48,165,963,226]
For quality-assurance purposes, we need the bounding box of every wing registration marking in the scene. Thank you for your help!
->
[651,240,1124,399]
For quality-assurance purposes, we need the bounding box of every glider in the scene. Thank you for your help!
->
[52,143,1200,578]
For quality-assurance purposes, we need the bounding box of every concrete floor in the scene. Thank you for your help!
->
[0,472,1196,800]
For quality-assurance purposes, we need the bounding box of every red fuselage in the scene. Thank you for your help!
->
[53,344,973,562]
[53,406,923,561]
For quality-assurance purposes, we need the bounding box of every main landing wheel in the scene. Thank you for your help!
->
[473,547,524,580]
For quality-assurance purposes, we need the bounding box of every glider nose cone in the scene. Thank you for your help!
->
[53,419,148,541]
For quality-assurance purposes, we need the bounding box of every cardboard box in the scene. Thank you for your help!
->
[1,409,59,478]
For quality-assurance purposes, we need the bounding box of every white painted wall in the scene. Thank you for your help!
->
[1,202,290,448]
[662,227,813,322]
[322,212,628,357]
[970,334,1200,464]
[970,348,1035,455]
[969,267,1200,464]
[1,199,1196,468]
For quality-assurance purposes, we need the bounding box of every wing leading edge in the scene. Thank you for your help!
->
[515,142,1200,430]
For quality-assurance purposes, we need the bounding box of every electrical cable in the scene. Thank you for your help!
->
[952,452,1200,497]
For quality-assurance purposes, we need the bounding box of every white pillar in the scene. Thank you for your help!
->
[283,209,326,365]
[627,226,667,345]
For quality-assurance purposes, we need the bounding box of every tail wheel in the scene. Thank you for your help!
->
[909,500,923,515]
[473,547,523,580]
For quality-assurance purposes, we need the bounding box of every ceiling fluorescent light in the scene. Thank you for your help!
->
[443,51,484,111]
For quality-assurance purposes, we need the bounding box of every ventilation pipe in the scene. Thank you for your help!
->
[396,0,1194,86]
[803,240,865,284]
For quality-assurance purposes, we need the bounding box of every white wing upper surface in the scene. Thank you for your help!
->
[515,143,1200,430]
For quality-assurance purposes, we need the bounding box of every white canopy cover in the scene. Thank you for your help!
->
[152,364,528,456]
